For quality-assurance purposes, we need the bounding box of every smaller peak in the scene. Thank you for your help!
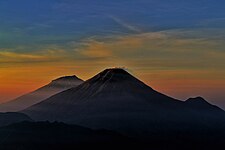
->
[185,97,224,112]
[186,97,209,104]
[187,96,205,101]
[52,75,82,82]
[48,75,83,88]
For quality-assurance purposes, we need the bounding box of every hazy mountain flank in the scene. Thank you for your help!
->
[0,75,83,112]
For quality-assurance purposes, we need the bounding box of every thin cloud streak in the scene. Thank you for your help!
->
[109,15,142,33]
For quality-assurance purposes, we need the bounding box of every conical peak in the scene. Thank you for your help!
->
[92,68,136,83]
[103,68,129,74]
[100,68,130,76]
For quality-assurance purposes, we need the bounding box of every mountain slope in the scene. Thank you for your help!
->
[22,68,225,137]
[0,75,83,112]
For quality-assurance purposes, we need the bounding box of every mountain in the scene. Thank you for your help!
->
[0,112,32,127]
[0,121,134,150]
[0,75,83,112]
[22,68,225,137]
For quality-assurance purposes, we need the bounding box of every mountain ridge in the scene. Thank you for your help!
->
[0,112,32,127]
[22,68,225,137]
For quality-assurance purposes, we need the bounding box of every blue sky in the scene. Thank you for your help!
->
[1,0,225,51]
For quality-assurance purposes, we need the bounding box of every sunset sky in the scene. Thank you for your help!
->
[0,0,225,108]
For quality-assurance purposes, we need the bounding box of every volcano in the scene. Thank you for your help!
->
[22,68,225,137]
[0,75,83,112]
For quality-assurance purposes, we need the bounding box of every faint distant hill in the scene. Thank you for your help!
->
[23,68,225,138]
[0,112,32,127]
[0,75,83,112]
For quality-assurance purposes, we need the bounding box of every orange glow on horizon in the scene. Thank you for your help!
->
[1,64,225,109]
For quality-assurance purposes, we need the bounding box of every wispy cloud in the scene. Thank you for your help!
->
[109,15,142,33]
[77,29,225,71]
[0,51,45,59]
[0,49,67,64]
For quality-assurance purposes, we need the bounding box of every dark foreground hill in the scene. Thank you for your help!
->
[0,75,83,112]
[0,112,32,127]
[23,68,225,138]
[0,121,225,150]
[0,121,135,150]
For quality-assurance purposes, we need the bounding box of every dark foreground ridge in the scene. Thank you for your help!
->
[0,121,135,150]
[0,121,225,150]
[0,112,32,127]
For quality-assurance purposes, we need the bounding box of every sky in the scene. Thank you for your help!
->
[0,0,225,108]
